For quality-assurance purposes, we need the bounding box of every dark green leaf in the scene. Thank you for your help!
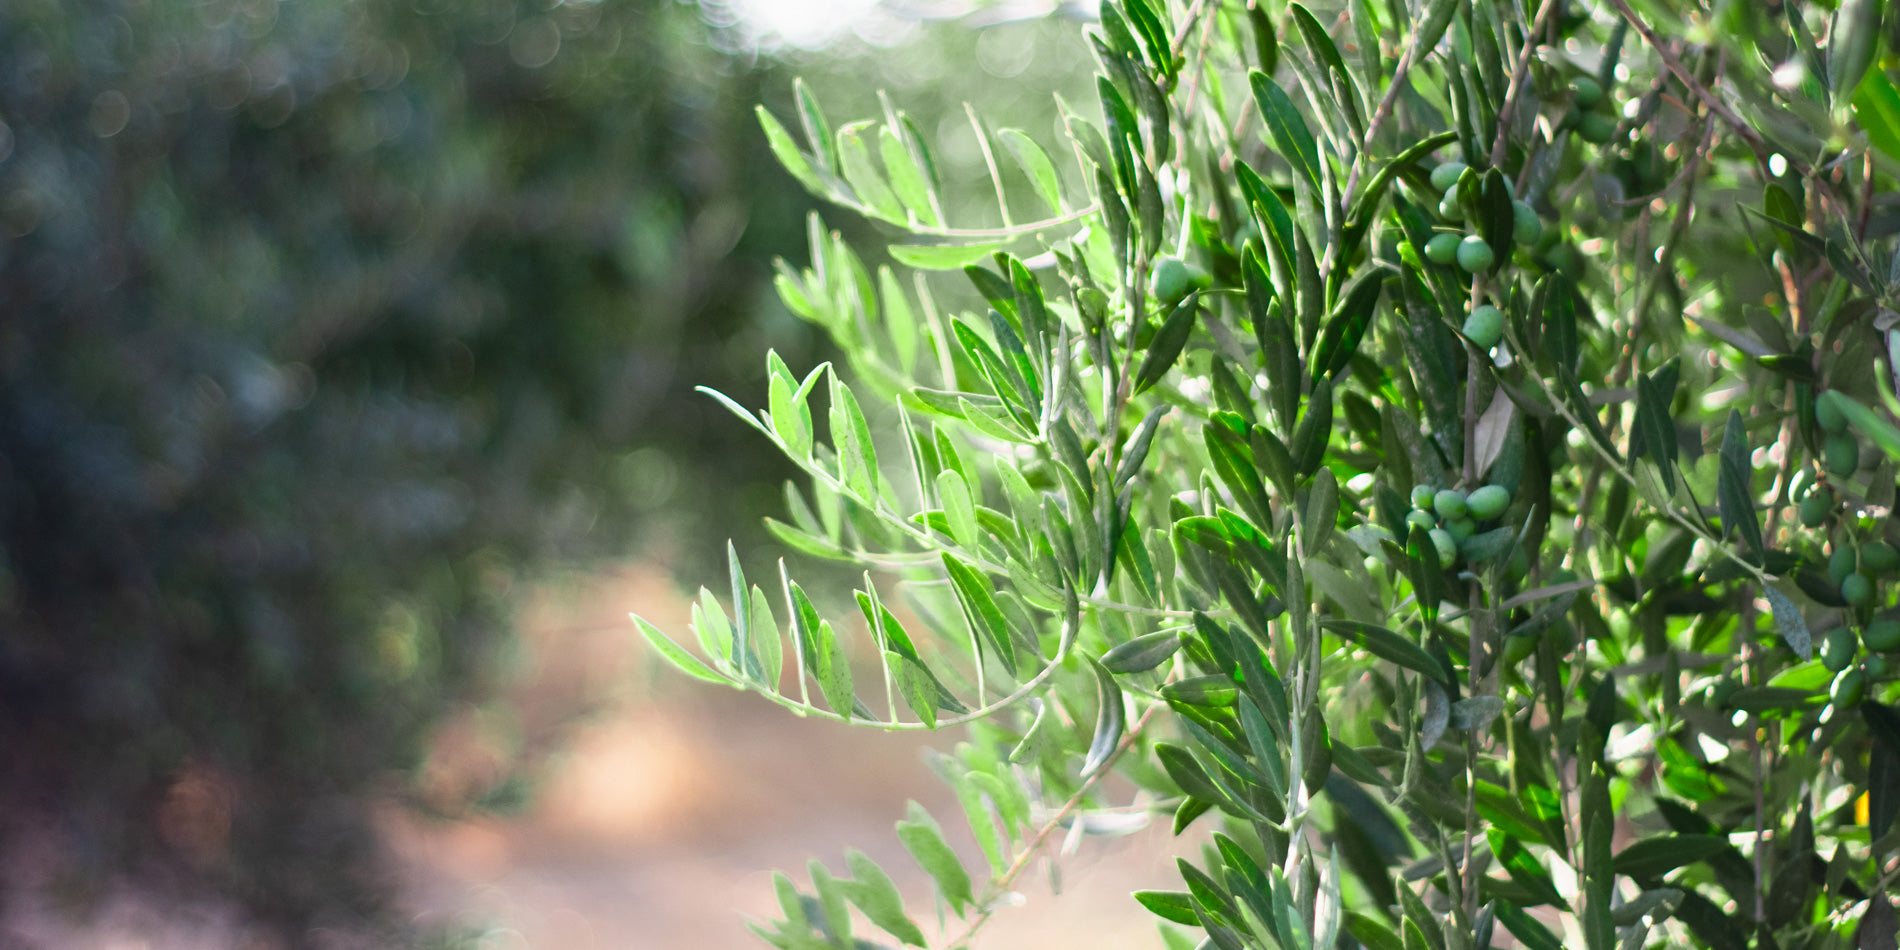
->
[1135,293,1201,395]
[1293,377,1334,477]
[1134,890,1201,927]
[1635,371,1677,493]
[1311,263,1391,383]
[1081,656,1126,776]
[1613,835,1734,881]
[1321,619,1450,684]
[1492,900,1564,950]
[1717,409,1761,559]
[1251,70,1323,192]
[1102,630,1184,673]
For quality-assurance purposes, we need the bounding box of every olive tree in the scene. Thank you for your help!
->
[641,0,1900,946]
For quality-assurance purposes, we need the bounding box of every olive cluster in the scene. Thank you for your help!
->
[1561,75,1620,145]
[1800,393,1893,706]
[1792,394,1881,569]
[1404,482,1513,566]
[1823,614,1898,707]
[1419,159,1545,353]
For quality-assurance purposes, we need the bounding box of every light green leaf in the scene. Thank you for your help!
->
[879,124,940,228]
[829,377,880,504]
[936,468,979,550]
[635,614,728,685]
[942,552,1017,676]
[888,242,1008,271]
[756,105,824,194]
[842,850,927,946]
[750,586,783,688]
[693,587,734,672]
[1763,584,1813,661]
[896,801,975,913]
[837,121,904,223]
[998,128,1064,215]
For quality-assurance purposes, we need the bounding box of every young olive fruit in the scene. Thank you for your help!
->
[1512,201,1542,246]
[1842,572,1874,607]
[1462,306,1505,349]
[1822,627,1859,672]
[1428,527,1458,565]
[1866,654,1890,679]
[1438,192,1465,221]
[1825,432,1860,478]
[1466,484,1511,520]
[1456,235,1495,273]
[1447,517,1476,540]
[1149,255,1207,303]
[1829,548,1860,586]
[1424,232,1462,265]
[1864,541,1900,574]
[1831,667,1866,707]
[1406,509,1438,531]
[1433,489,1468,521]
[1865,619,1900,652]
[1411,484,1437,510]
[1572,76,1604,109]
[1577,112,1617,144]
[1430,161,1470,193]
[1816,393,1848,433]
[1798,487,1833,528]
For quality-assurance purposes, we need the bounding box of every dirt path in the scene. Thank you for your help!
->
[389,562,1189,949]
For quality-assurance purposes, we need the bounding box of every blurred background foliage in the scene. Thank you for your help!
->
[0,0,827,939]
[0,0,1111,941]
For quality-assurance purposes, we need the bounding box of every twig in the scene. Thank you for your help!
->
[1487,0,1565,170]
[944,700,1166,948]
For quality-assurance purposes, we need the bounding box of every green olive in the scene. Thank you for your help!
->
[1842,572,1874,607]
[1411,484,1437,509]
[1865,654,1890,679]
[1149,255,1206,303]
[1577,112,1617,144]
[1434,489,1469,521]
[1512,201,1542,247]
[1407,509,1438,532]
[1462,306,1505,349]
[1572,76,1604,109]
[1430,161,1470,193]
[1816,393,1848,433]
[1447,517,1476,540]
[1466,485,1511,520]
[1864,541,1900,574]
[1428,527,1458,565]
[1822,627,1858,672]
[1825,432,1860,478]
[1439,192,1465,221]
[1831,667,1866,707]
[1864,619,1900,652]
[1798,488,1833,528]
[1424,232,1462,265]
[1829,548,1860,586]
[1456,235,1495,273]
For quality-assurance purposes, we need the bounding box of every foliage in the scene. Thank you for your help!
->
[0,0,821,938]
[642,0,1900,947]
